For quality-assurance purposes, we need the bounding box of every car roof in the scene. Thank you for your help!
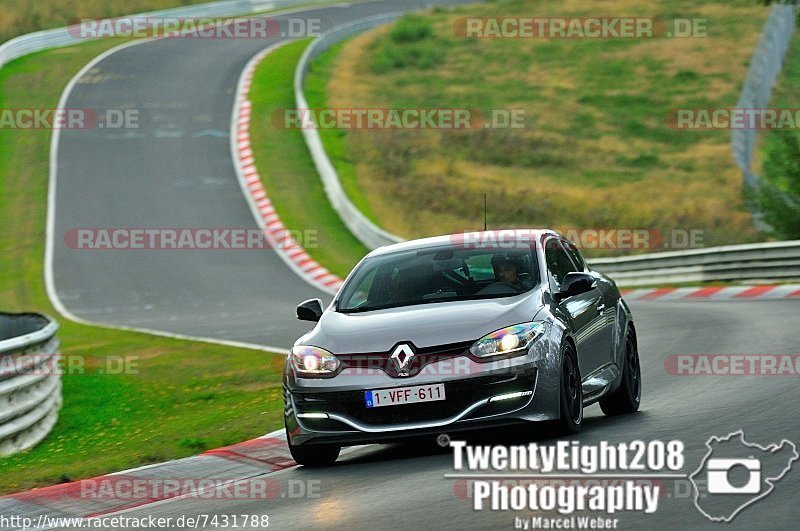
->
[366,229,562,258]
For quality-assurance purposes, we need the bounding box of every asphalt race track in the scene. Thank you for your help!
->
[50,0,473,348]
[47,1,800,529]
[55,300,798,529]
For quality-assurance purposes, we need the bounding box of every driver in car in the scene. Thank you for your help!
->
[489,253,534,293]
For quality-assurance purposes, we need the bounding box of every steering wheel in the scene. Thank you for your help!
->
[443,270,472,289]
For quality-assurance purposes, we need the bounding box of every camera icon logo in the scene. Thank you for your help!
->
[706,457,761,494]
[690,431,797,522]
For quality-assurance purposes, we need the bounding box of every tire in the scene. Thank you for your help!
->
[554,341,582,435]
[600,329,641,416]
[287,439,340,467]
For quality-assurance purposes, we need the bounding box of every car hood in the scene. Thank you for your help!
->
[297,290,544,354]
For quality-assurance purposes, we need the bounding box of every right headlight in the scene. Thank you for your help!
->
[469,322,545,359]
[291,345,341,376]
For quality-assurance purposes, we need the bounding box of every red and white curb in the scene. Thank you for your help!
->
[0,431,295,525]
[621,284,800,301]
[231,43,344,296]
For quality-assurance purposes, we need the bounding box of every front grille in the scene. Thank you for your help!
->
[294,371,536,427]
[337,340,474,378]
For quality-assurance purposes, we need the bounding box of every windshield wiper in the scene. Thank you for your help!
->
[338,305,386,314]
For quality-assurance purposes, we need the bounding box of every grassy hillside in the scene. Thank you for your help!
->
[313,0,771,254]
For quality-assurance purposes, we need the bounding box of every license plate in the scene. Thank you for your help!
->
[365,383,446,408]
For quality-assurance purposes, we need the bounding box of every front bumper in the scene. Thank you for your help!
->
[284,339,561,446]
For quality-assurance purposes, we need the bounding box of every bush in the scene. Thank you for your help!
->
[370,14,443,73]
[370,39,444,73]
[390,14,433,43]
[751,130,800,238]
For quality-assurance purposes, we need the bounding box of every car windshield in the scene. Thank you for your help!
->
[337,245,538,313]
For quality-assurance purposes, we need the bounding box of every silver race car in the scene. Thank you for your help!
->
[283,230,641,466]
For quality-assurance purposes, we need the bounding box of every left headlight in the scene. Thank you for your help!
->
[469,322,545,359]
[291,345,341,376]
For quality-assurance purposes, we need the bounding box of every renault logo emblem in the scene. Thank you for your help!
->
[390,344,415,372]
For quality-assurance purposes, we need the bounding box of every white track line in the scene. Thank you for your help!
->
[45,40,288,354]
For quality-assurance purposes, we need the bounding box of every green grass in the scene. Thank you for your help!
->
[248,39,369,277]
[0,39,285,494]
[309,0,773,254]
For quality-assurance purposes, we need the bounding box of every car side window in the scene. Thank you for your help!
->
[544,238,579,288]
[562,240,586,271]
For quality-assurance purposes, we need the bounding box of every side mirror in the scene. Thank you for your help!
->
[554,272,596,302]
[297,299,324,322]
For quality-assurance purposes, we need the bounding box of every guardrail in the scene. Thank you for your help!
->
[589,240,800,287]
[294,14,405,250]
[0,313,61,455]
[0,0,322,71]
